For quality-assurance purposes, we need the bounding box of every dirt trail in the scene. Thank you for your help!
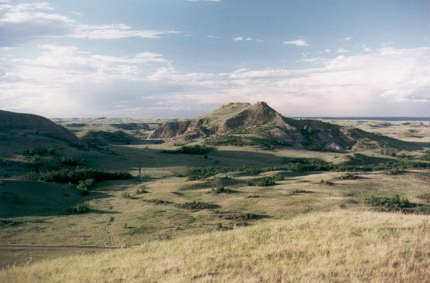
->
[0,245,121,251]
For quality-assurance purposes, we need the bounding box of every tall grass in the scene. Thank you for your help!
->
[1,210,428,283]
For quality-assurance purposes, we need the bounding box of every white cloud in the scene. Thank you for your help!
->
[362,45,371,52]
[301,57,320,63]
[142,47,430,116]
[0,2,177,46]
[0,2,54,12]
[1,46,428,117]
[337,48,349,53]
[343,36,352,41]
[233,36,253,42]
[72,24,177,40]
[0,44,172,116]
[283,39,309,47]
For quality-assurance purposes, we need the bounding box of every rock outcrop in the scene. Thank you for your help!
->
[148,102,417,151]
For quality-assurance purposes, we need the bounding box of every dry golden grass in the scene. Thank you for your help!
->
[1,210,429,283]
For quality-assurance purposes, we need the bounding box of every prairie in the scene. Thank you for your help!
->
[0,110,429,282]
[0,211,429,283]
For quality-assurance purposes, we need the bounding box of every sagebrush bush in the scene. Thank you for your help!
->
[121,192,131,199]
[66,203,90,214]
[367,195,414,212]
[135,187,149,195]
[142,199,172,205]
[320,179,334,186]
[335,173,359,180]
[210,187,235,194]
[175,201,219,210]
[76,178,95,195]
[248,176,277,187]
[186,167,232,180]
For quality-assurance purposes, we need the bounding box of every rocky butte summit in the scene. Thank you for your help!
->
[149,101,407,152]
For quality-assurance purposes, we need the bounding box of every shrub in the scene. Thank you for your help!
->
[366,195,415,212]
[335,173,359,180]
[283,158,334,172]
[216,223,225,230]
[66,203,90,214]
[24,147,57,156]
[186,167,232,180]
[76,184,89,195]
[320,179,334,186]
[142,199,172,205]
[121,192,131,199]
[178,145,214,155]
[386,167,405,175]
[210,187,235,194]
[135,187,149,195]
[259,177,277,186]
[248,176,278,187]
[271,173,285,181]
[83,178,95,187]
[60,156,86,166]
[290,189,314,194]
[175,201,219,210]
[76,178,95,195]
[162,145,214,155]
[217,212,265,221]
[246,194,262,198]
[35,168,132,184]
[367,195,430,215]
[30,154,41,173]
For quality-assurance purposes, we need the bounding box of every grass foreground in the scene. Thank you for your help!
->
[1,210,429,283]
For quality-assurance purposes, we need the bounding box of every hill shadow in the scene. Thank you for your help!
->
[0,180,115,218]
[91,146,289,172]
[357,131,430,151]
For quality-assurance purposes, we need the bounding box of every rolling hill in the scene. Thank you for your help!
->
[0,110,78,142]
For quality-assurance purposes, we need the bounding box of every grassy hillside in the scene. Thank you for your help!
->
[0,110,78,142]
[1,210,428,283]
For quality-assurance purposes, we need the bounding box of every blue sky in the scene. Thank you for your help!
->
[0,0,429,117]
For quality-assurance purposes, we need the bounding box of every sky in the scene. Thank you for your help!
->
[0,0,429,118]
